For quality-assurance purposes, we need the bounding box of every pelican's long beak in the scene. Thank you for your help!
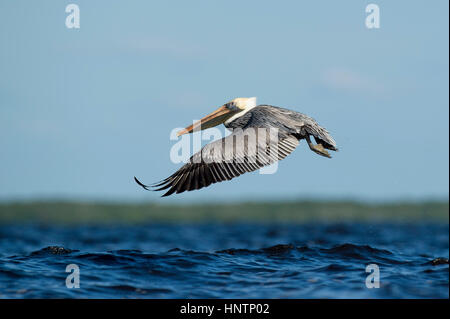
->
[177,105,235,137]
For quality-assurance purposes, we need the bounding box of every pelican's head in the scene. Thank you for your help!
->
[177,97,257,136]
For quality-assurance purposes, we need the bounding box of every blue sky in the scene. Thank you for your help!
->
[0,1,448,202]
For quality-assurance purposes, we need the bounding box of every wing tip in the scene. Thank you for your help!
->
[134,176,151,191]
[135,175,178,196]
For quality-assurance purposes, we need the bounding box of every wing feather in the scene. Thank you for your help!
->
[149,129,299,196]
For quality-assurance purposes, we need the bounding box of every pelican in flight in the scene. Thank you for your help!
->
[135,97,337,196]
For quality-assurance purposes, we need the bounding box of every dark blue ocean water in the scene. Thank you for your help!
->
[0,223,448,298]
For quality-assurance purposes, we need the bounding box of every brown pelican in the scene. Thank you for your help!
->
[135,97,337,196]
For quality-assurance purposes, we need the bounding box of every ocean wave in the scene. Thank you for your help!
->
[0,223,448,298]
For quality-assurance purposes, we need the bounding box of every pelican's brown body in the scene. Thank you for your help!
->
[135,98,337,196]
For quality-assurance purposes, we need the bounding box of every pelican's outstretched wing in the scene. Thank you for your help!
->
[137,128,299,196]
[253,105,338,151]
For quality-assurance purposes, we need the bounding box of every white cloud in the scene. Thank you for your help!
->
[321,67,385,96]
[59,34,206,59]
[118,35,205,58]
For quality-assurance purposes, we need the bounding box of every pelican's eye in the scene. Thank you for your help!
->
[226,102,238,111]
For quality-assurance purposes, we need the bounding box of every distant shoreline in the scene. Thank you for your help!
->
[0,200,448,224]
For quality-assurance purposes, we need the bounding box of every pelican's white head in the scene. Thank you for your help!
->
[228,97,257,111]
[177,97,258,136]
[223,97,257,124]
